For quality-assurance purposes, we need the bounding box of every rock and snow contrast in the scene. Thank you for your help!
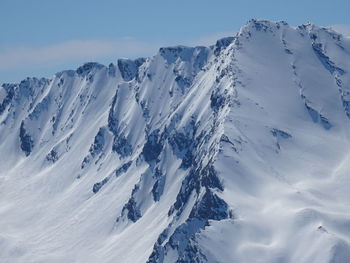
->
[1,19,350,263]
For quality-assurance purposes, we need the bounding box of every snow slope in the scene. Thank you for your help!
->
[1,19,350,263]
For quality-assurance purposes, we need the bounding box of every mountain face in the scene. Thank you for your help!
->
[1,19,350,263]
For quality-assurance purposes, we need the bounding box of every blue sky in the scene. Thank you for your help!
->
[1,0,350,84]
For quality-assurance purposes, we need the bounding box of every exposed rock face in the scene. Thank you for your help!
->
[1,20,350,263]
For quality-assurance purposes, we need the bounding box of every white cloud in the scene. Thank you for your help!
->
[0,39,161,70]
[190,31,236,47]
[330,25,350,37]
[0,31,239,72]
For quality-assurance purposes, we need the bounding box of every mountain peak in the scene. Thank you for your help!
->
[240,18,289,33]
[1,20,350,263]
[76,62,105,76]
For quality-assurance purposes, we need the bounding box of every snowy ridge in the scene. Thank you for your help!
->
[1,19,350,263]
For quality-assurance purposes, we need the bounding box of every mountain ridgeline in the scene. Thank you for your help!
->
[1,20,350,263]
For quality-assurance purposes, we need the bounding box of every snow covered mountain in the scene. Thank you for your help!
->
[1,19,350,263]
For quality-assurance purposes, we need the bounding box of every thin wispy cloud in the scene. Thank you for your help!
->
[190,31,236,46]
[1,24,347,75]
[0,39,162,71]
[0,31,241,73]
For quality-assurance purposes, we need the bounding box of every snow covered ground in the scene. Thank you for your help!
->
[1,19,350,262]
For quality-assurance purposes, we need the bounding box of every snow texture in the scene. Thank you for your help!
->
[1,19,350,263]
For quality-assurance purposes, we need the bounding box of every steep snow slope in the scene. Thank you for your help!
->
[1,20,350,263]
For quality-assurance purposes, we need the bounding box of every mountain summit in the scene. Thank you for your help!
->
[1,20,350,263]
